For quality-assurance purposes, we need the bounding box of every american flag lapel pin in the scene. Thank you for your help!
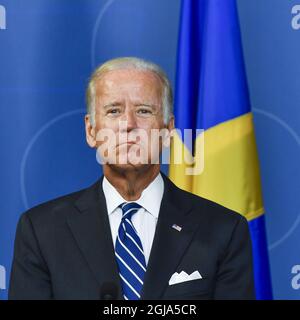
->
[172,224,182,232]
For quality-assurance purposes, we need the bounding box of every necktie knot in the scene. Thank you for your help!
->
[120,202,142,221]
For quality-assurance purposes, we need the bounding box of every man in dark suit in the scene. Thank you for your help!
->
[9,57,255,300]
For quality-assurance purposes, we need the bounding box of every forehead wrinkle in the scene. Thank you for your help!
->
[96,68,162,89]
[94,69,163,110]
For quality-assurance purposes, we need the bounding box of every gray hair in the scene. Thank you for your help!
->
[86,57,173,126]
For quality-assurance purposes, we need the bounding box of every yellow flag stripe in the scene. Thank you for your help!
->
[169,112,264,221]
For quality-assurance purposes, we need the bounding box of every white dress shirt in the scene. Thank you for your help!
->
[102,173,164,265]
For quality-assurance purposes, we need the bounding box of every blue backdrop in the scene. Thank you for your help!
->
[0,0,299,299]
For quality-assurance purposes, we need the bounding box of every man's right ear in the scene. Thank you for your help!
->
[85,114,97,148]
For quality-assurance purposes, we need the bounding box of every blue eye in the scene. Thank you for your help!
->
[108,108,121,114]
[137,109,152,114]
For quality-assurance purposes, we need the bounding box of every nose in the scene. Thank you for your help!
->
[122,108,137,132]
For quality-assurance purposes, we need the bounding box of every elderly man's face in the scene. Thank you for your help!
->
[86,69,171,168]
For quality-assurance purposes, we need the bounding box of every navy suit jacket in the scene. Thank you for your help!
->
[9,173,255,300]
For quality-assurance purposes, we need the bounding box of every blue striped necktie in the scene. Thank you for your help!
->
[115,202,146,300]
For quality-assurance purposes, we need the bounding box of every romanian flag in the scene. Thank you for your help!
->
[169,0,273,299]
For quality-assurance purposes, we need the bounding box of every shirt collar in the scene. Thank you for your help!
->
[102,173,164,219]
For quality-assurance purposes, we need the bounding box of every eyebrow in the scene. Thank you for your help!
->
[134,103,158,109]
[102,102,123,109]
[102,102,158,109]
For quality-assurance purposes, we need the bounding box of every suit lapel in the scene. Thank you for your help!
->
[141,174,204,300]
[67,178,123,300]
[66,174,204,300]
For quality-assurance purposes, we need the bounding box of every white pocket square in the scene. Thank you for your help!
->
[168,270,202,285]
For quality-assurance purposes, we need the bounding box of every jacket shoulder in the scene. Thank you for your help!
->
[21,180,100,225]
[165,175,246,225]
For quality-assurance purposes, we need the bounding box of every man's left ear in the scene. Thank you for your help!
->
[167,116,175,131]
[85,114,97,148]
[162,116,175,148]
